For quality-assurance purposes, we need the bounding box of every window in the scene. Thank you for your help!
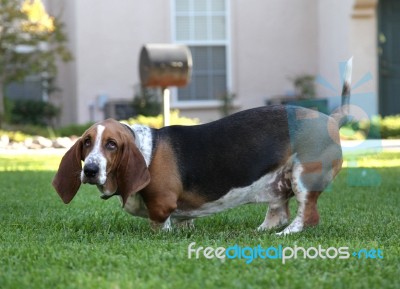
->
[6,75,44,101]
[172,0,229,102]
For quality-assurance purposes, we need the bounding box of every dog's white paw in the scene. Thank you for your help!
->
[276,217,303,236]
[151,217,173,232]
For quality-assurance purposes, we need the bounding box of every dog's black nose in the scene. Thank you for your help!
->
[83,163,99,178]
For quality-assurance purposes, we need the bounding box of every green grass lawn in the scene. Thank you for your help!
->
[0,152,399,289]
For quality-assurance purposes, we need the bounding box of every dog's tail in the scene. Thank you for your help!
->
[331,57,353,128]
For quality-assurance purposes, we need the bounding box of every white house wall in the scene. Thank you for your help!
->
[233,0,319,110]
[46,0,379,125]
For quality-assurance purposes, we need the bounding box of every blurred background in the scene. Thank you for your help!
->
[1,0,398,134]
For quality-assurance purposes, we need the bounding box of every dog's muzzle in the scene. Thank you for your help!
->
[83,163,116,200]
[82,163,99,183]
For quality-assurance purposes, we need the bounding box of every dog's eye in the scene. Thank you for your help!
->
[106,140,117,151]
[84,138,91,147]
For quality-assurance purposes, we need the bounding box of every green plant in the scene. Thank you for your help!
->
[219,92,236,117]
[125,110,199,129]
[0,120,62,140]
[291,75,316,99]
[132,87,161,116]
[10,99,60,126]
[0,129,30,142]
[378,114,400,138]
[340,114,400,140]
[56,122,94,137]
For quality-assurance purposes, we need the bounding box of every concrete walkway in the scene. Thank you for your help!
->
[0,148,68,155]
[0,140,399,155]
[341,139,400,153]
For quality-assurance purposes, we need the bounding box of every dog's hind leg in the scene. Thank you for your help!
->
[277,162,320,235]
[257,185,294,231]
[303,191,322,227]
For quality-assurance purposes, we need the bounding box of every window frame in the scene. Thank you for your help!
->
[170,0,232,108]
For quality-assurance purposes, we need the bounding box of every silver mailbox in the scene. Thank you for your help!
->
[139,44,192,88]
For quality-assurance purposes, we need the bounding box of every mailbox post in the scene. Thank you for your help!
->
[139,44,192,126]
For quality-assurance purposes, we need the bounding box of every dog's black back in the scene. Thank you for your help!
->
[155,105,341,201]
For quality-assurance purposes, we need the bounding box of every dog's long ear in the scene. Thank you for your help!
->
[117,140,151,207]
[52,139,83,204]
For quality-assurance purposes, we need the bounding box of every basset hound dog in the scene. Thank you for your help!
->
[53,58,352,235]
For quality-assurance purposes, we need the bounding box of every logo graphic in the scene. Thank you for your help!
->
[316,59,382,188]
[188,242,384,264]
[316,59,378,143]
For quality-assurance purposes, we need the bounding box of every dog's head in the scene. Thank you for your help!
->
[52,119,150,206]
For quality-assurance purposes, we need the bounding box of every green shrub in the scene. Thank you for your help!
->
[340,114,400,140]
[219,92,236,117]
[339,126,366,140]
[378,115,400,139]
[124,110,199,129]
[0,123,93,141]
[56,122,94,137]
[132,88,161,116]
[14,125,55,138]
[0,130,31,142]
[10,99,60,126]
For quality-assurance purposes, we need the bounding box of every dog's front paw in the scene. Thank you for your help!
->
[150,217,172,232]
[257,223,275,232]
[173,219,195,229]
[276,217,303,236]
[257,217,289,232]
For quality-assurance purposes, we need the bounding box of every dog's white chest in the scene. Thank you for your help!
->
[123,193,148,218]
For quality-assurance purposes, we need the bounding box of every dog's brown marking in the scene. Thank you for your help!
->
[302,161,323,174]
[52,139,83,204]
[141,140,183,223]
[177,192,207,211]
[332,158,343,177]
[295,108,320,120]
[327,116,341,145]
[304,191,322,227]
